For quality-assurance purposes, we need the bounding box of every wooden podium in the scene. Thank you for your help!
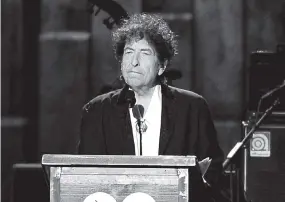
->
[41,155,207,202]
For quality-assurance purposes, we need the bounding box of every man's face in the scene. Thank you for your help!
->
[121,38,165,89]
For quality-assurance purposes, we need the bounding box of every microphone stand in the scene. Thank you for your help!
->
[137,119,143,156]
[125,88,142,155]
[222,98,280,202]
[223,98,280,170]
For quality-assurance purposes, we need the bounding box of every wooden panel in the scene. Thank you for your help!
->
[53,167,188,202]
[43,156,206,202]
[42,154,196,167]
[61,167,181,175]
[50,167,61,202]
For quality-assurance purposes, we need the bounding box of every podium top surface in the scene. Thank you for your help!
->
[41,154,197,167]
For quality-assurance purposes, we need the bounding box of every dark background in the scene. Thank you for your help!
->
[2,0,285,201]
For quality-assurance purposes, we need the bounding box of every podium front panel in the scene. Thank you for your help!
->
[50,167,189,202]
[42,155,200,202]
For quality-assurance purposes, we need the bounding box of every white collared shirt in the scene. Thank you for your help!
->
[129,85,162,156]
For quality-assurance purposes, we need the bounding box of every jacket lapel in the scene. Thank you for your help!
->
[159,84,177,155]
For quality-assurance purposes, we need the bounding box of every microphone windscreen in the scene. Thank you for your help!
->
[132,104,144,120]
[125,89,136,108]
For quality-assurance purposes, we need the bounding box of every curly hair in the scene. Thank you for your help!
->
[112,13,178,63]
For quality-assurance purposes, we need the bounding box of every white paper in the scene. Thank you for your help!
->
[198,157,212,184]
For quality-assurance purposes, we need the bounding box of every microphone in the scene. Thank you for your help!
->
[261,80,285,99]
[132,104,146,156]
[132,105,147,132]
[132,104,144,120]
[125,89,136,108]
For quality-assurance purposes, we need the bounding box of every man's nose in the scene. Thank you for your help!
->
[131,52,139,67]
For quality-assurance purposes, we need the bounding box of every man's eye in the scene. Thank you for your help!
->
[142,51,151,55]
[124,50,133,54]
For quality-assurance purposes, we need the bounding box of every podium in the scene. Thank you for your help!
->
[42,154,207,202]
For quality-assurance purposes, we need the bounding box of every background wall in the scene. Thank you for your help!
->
[2,0,285,201]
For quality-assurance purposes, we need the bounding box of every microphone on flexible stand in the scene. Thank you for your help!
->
[132,104,145,156]
[125,89,136,108]
[261,80,285,99]
[124,89,143,155]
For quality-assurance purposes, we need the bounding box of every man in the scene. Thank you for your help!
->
[77,13,224,200]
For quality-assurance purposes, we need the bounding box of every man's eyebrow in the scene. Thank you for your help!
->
[123,47,154,54]
[140,48,155,55]
[124,47,134,51]
[140,48,152,52]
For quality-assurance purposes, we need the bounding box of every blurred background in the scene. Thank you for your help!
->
[1,0,285,201]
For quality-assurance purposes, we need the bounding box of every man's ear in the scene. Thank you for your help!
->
[158,60,168,76]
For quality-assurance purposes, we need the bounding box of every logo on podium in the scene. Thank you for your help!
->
[250,131,271,157]
[84,192,156,202]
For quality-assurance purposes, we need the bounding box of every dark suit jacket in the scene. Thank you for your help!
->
[77,83,224,187]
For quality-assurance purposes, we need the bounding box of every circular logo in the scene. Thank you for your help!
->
[83,192,116,202]
[251,133,268,151]
[123,192,156,202]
